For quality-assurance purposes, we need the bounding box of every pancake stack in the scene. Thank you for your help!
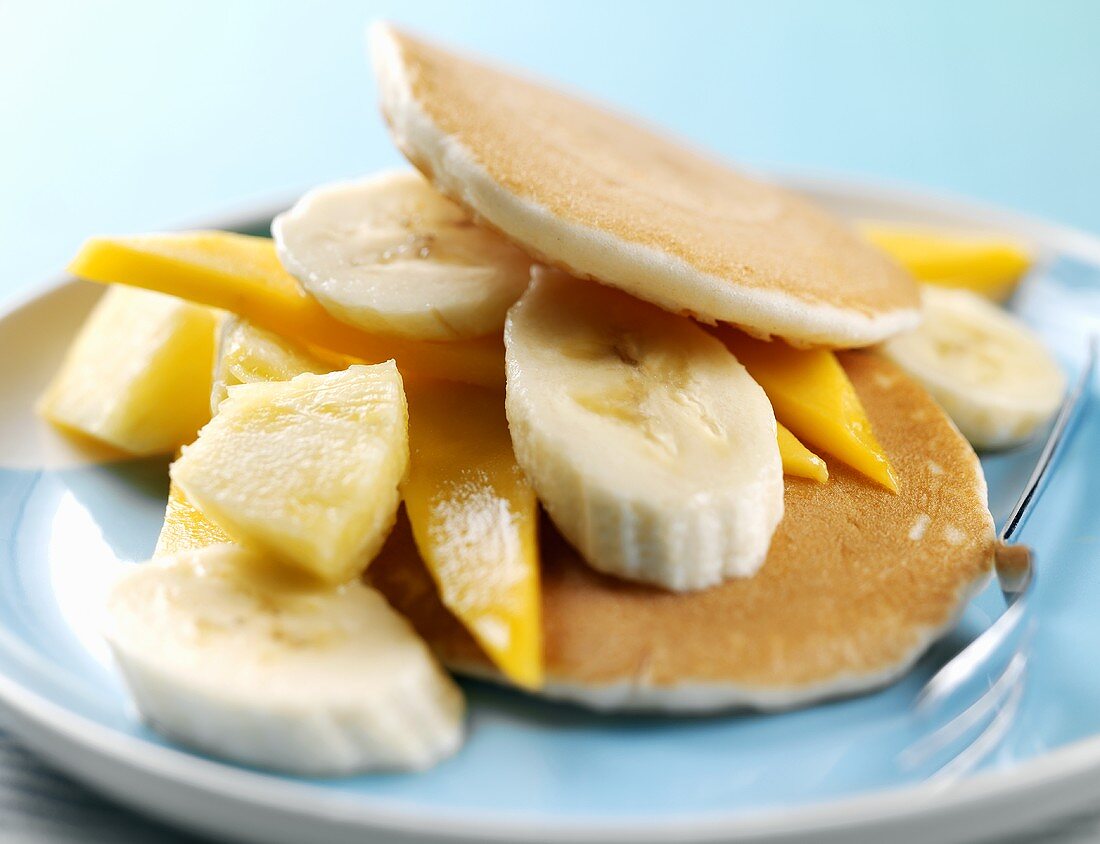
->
[364,24,995,710]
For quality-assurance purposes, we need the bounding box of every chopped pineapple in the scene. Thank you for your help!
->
[721,331,897,492]
[860,223,1031,301]
[403,380,542,689]
[67,232,505,387]
[171,363,409,583]
[155,482,230,557]
[212,317,344,409]
[777,424,828,483]
[38,286,217,455]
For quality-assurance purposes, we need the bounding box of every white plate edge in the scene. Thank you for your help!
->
[0,174,1097,843]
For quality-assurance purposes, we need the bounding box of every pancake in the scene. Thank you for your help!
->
[367,353,994,711]
[370,24,921,349]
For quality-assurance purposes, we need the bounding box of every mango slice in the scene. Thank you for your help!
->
[68,232,505,387]
[39,286,217,455]
[212,317,343,409]
[155,482,231,557]
[403,380,542,689]
[721,331,897,492]
[171,363,409,583]
[206,320,541,681]
[860,223,1031,301]
[777,423,828,483]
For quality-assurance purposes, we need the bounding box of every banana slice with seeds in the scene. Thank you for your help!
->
[273,170,532,341]
[881,286,1065,449]
[504,268,783,592]
[105,544,464,774]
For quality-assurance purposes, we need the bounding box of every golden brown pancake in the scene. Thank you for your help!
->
[368,353,994,711]
[370,24,921,349]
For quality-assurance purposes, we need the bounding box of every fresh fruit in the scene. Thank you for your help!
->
[154,483,230,557]
[212,317,343,409]
[105,544,464,774]
[861,223,1031,301]
[67,232,504,386]
[504,269,784,591]
[719,331,897,492]
[403,379,541,688]
[778,424,828,483]
[171,363,409,583]
[881,286,1065,449]
[274,170,531,341]
[38,286,217,455]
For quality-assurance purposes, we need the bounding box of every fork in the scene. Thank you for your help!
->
[901,337,1096,781]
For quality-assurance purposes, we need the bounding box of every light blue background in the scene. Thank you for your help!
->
[1,4,1099,840]
[2,0,1099,295]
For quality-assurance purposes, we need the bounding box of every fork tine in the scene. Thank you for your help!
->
[1000,334,1096,546]
[916,337,1095,712]
[903,650,1029,770]
[916,556,1032,712]
[927,667,1027,784]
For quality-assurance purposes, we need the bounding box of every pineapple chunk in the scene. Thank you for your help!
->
[212,317,344,409]
[720,331,897,492]
[403,380,542,689]
[67,232,505,387]
[860,223,1031,301]
[38,286,217,455]
[171,363,409,583]
[205,323,541,682]
[777,423,828,483]
[155,482,230,557]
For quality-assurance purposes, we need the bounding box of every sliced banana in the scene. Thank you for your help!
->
[881,286,1065,449]
[105,544,464,774]
[504,268,784,591]
[273,170,532,341]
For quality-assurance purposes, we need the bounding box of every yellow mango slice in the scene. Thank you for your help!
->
[171,364,409,583]
[212,317,344,409]
[777,423,828,483]
[39,286,217,455]
[68,232,505,387]
[403,380,542,689]
[860,223,1031,301]
[721,331,897,492]
[155,482,231,557]
[204,320,540,680]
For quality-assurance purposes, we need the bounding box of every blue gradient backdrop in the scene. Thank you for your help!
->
[2,0,1098,292]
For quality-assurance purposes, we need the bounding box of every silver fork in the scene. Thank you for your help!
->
[901,337,1096,782]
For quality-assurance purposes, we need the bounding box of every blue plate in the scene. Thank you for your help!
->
[1,179,1099,844]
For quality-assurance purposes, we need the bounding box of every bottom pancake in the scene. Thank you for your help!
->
[367,351,995,711]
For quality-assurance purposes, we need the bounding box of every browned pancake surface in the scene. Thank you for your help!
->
[377,27,919,330]
[368,353,994,691]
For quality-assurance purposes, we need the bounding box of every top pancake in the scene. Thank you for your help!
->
[370,24,921,348]
[367,352,995,711]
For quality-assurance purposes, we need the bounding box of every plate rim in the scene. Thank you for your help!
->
[2,173,1099,843]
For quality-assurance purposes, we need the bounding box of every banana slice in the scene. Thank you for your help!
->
[105,544,464,774]
[504,268,784,591]
[273,170,531,341]
[881,286,1065,449]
